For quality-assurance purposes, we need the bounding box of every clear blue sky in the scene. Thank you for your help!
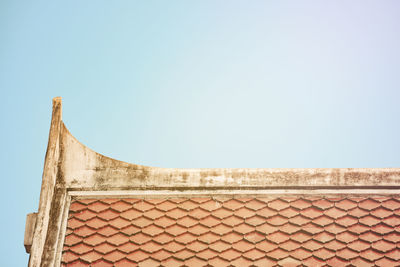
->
[1,1,400,265]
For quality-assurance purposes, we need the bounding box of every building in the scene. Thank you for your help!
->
[25,97,400,266]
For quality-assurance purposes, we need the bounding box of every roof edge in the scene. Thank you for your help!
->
[28,97,62,266]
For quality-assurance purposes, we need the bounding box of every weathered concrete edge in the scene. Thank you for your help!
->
[60,122,400,190]
[29,97,62,267]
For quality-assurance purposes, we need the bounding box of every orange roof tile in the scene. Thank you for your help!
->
[62,196,400,266]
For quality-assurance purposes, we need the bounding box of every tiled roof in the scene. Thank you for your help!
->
[62,196,400,266]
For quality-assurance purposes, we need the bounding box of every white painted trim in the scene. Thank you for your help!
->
[68,189,400,198]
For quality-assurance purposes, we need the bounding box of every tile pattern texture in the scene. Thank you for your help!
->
[62,196,400,266]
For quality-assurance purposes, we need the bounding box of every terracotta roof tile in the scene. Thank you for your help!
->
[130,232,151,245]
[208,257,230,267]
[197,248,218,260]
[231,256,253,267]
[212,208,231,219]
[348,223,370,234]
[120,209,142,220]
[133,201,154,212]
[219,248,241,261]
[163,241,185,253]
[280,223,299,234]
[244,231,265,243]
[336,247,358,260]
[268,199,290,211]
[301,207,323,219]
[235,207,255,219]
[324,207,347,219]
[62,196,400,266]
[91,259,112,267]
[118,242,139,253]
[290,247,312,260]
[268,231,290,244]
[188,224,208,236]
[312,215,333,227]
[245,215,265,226]
[197,232,220,244]
[336,215,358,227]
[372,239,396,253]
[186,240,208,252]
[220,215,244,227]
[141,240,162,253]
[382,199,400,210]
[303,222,324,234]
[290,198,312,210]
[151,249,171,261]
[69,243,93,255]
[175,232,197,244]
[360,248,384,261]
[156,201,176,212]
[70,202,87,212]
[324,239,346,251]
[335,199,358,211]
[174,248,195,260]
[222,199,243,210]
[336,231,358,243]
[349,207,370,218]
[383,215,400,227]
[279,207,299,218]
[360,231,382,243]
[255,240,278,252]
[165,224,186,236]
[301,239,323,251]
[326,256,348,266]
[64,234,82,246]
[188,208,209,219]
[385,249,400,261]
[302,256,325,267]
[383,232,400,243]
[313,248,335,260]
[257,207,278,218]
[348,239,370,252]
[109,217,131,229]
[62,251,79,263]
[221,232,242,244]
[161,257,182,267]
[290,231,312,243]
[267,215,287,226]
[312,199,334,210]
[110,201,132,212]
[93,242,116,254]
[126,250,150,262]
[209,240,230,252]
[245,199,267,211]
[184,256,207,266]
[114,258,137,267]
[351,257,375,267]
[267,248,289,260]
[152,232,173,244]
[278,256,301,266]
[83,233,105,246]
[289,215,310,226]
[375,257,398,267]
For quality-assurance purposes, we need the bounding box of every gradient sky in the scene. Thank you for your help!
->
[1,1,400,265]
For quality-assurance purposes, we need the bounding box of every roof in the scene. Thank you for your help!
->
[62,196,400,266]
[25,98,400,266]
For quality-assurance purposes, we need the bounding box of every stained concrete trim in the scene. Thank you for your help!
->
[68,189,400,198]
[29,97,62,267]
[60,121,400,189]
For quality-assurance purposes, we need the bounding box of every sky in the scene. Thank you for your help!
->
[1,1,400,265]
